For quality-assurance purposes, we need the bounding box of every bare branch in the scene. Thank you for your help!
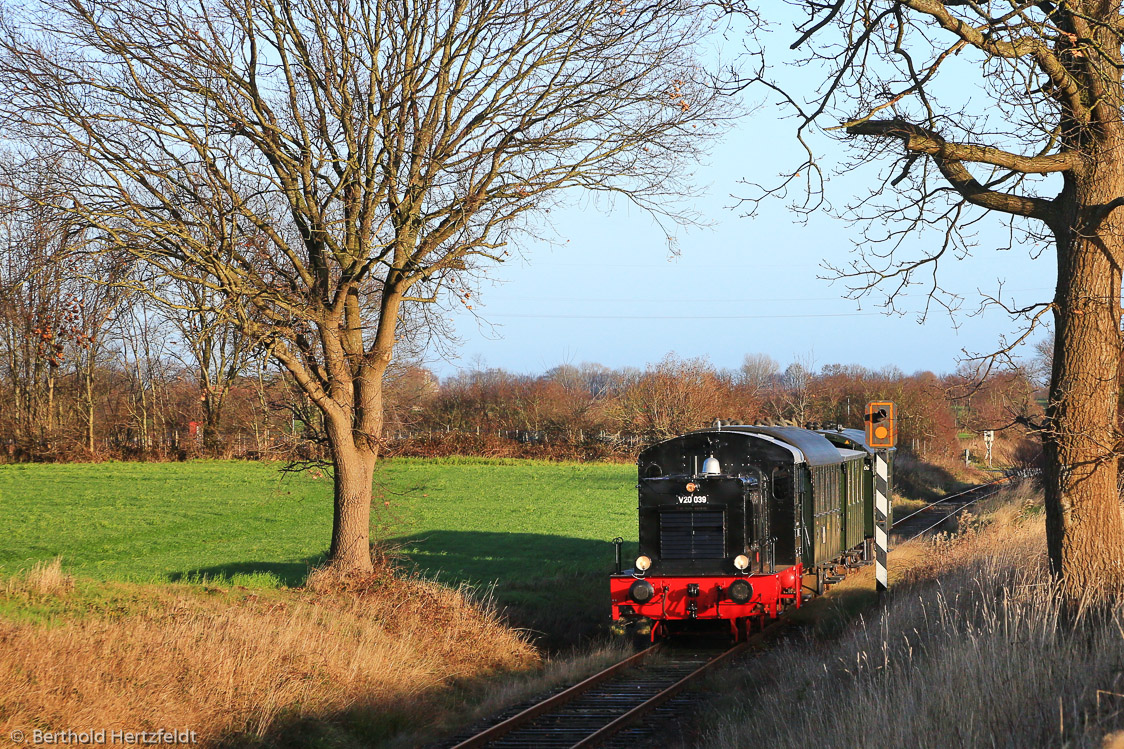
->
[847,119,1061,221]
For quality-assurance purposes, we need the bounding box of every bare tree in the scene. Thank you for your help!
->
[0,160,82,456]
[164,278,259,455]
[67,251,127,455]
[115,299,176,455]
[751,1,1124,600]
[737,352,779,399]
[0,0,737,572]
[614,354,727,439]
[765,355,816,424]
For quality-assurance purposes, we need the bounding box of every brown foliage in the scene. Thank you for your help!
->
[611,354,735,439]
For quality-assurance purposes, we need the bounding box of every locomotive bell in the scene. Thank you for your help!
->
[702,455,721,474]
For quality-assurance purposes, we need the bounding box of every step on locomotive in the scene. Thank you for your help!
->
[610,423,894,641]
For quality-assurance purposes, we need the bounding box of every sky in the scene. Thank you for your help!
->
[427,16,1057,380]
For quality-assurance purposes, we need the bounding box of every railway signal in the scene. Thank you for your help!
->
[865,401,895,595]
[864,401,896,448]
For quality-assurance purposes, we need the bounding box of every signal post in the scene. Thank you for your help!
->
[865,402,895,595]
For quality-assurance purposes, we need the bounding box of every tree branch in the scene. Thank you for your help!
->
[847,119,1061,221]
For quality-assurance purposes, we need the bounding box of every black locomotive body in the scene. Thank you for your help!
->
[610,424,893,640]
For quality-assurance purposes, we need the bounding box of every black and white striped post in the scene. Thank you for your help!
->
[865,401,896,595]
[874,451,890,593]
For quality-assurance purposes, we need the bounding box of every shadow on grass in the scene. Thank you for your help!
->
[168,556,325,587]
[388,530,623,584]
[389,530,629,652]
[169,530,627,650]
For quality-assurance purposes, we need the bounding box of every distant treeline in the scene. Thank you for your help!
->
[0,280,1044,466]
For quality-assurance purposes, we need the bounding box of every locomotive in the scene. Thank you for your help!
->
[609,423,893,640]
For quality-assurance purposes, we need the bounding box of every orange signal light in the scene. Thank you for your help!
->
[865,401,896,448]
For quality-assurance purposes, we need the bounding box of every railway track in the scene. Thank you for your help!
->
[890,476,1008,544]
[446,622,784,749]
[449,478,1012,749]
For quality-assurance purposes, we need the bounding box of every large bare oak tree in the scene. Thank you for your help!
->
[0,0,735,571]
[758,0,1124,599]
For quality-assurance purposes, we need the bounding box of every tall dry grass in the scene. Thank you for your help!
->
[5,556,73,596]
[0,561,537,746]
[700,482,1124,748]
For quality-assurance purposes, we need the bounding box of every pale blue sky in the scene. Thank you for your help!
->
[431,16,1057,379]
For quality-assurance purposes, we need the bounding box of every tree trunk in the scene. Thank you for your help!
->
[46,370,55,450]
[85,369,94,454]
[1044,162,1124,600]
[325,412,377,574]
[202,392,225,455]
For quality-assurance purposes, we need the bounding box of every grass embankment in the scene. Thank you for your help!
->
[0,459,638,746]
[694,481,1124,748]
[891,451,991,517]
[0,558,538,746]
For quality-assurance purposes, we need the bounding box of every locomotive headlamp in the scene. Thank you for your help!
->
[635,555,652,572]
[733,554,750,571]
[686,482,698,492]
[629,579,655,604]
[728,579,753,604]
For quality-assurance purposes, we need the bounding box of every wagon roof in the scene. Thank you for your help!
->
[816,427,897,455]
[680,425,846,467]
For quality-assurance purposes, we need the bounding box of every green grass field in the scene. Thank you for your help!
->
[0,458,637,590]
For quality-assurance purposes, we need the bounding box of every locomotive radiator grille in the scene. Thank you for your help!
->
[659,510,725,559]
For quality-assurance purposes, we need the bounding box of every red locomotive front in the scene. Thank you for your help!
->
[610,566,802,640]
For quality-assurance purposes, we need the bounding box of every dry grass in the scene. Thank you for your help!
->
[6,556,73,596]
[698,481,1124,748]
[0,559,538,746]
[457,641,631,723]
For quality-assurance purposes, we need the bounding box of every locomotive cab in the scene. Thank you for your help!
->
[635,471,767,577]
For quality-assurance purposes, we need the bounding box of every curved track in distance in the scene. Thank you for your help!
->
[890,477,1008,544]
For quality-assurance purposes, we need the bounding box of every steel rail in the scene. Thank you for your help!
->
[451,619,786,749]
[449,642,662,749]
[570,619,787,748]
[899,487,1003,543]
[892,476,1009,529]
